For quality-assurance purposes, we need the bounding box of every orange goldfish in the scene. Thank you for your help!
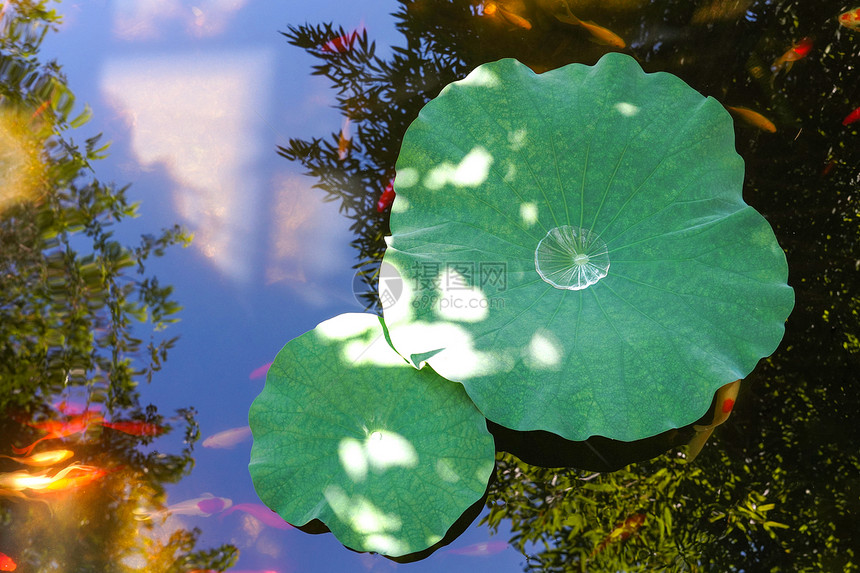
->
[726,105,776,133]
[0,449,74,467]
[39,465,110,492]
[591,513,646,557]
[337,117,351,161]
[0,551,16,571]
[101,419,166,437]
[686,379,741,461]
[771,36,813,73]
[484,2,533,30]
[553,2,626,48]
[30,100,50,120]
[0,462,94,492]
[838,7,860,30]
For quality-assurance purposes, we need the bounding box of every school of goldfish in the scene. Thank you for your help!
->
[1,405,168,507]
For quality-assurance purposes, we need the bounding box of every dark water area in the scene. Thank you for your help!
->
[1,1,858,572]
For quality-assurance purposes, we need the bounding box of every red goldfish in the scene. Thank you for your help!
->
[591,513,646,557]
[842,106,860,126]
[838,7,860,30]
[726,105,777,133]
[13,412,103,456]
[320,24,363,53]
[0,449,74,467]
[0,551,16,571]
[101,419,166,437]
[771,37,813,73]
[686,379,741,461]
[376,179,396,213]
[553,2,626,48]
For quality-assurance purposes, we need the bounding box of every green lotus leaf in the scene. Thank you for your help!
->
[248,313,496,558]
[382,53,794,442]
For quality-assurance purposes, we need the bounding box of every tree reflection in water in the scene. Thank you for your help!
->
[0,3,237,571]
[281,0,858,570]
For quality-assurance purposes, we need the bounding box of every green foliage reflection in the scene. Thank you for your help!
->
[0,2,236,571]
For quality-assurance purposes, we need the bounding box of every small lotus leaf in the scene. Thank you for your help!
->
[382,53,794,441]
[248,313,496,558]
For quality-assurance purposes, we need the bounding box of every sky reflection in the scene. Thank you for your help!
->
[101,50,272,281]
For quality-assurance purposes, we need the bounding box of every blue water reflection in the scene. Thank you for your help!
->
[29,2,523,572]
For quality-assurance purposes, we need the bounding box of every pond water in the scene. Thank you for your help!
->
[1,1,858,572]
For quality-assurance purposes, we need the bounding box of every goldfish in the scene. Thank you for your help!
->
[376,179,396,213]
[690,0,753,24]
[591,513,646,557]
[686,379,741,461]
[842,106,860,126]
[484,2,533,30]
[101,419,166,437]
[447,540,509,556]
[249,361,272,380]
[0,462,96,492]
[337,117,351,161]
[30,100,50,120]
[13,412,103,456]
[220,503,293,529]
[0,449,74,467]
[0,551,16,571]
[39,465,110,492]
[0,487,54,513]
[202,426,252,449]
[726,105,777,133]
[135,492,232,520]
[771,36,813,73]
[320,24,363,53]
[838,7,860,30]
[553,2,626,48]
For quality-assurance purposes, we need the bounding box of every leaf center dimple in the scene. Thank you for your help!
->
[535,225,610,290]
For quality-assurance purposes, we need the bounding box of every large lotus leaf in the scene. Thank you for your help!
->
[382,53,794,442]
[248,313,496,558]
